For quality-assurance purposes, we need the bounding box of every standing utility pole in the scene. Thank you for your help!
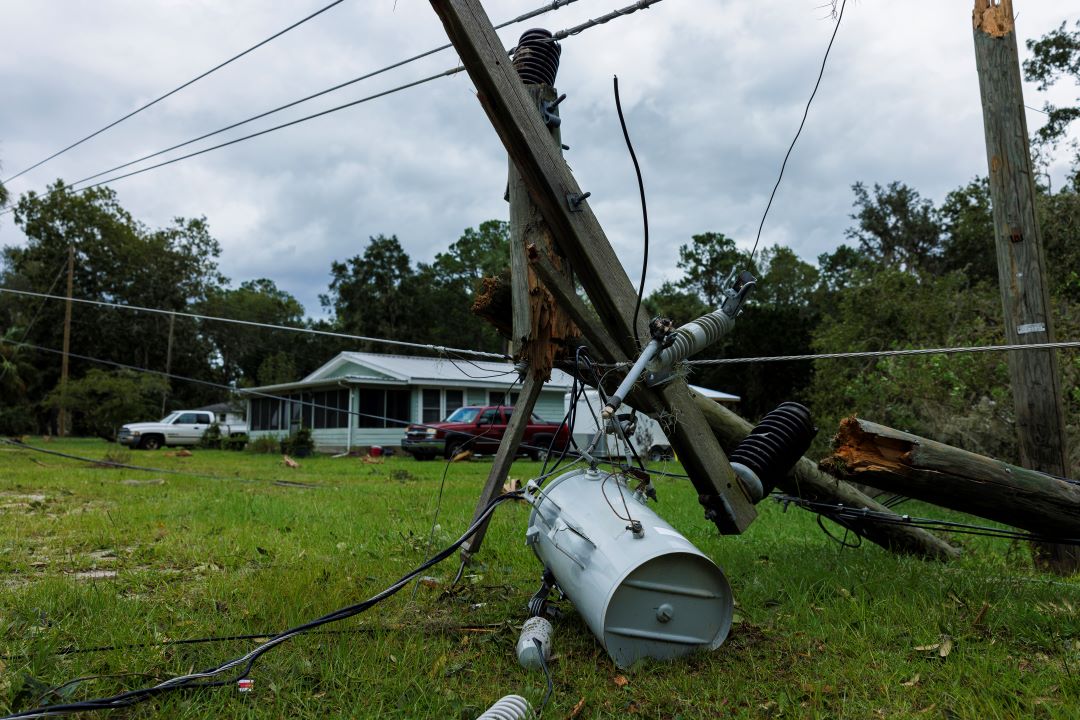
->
[973,0,1077,573]
[58,244,74,437]
[161,312,176,416]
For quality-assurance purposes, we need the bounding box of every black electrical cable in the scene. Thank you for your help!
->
[0,438,227,481]
[775,494,1080,546]
[535,638,554,714]
[0,257,68,384]
[71,66,465,193]
[0,337,561,459]
[1,492,524,719]
[63,0,585,191]
[2,0,348,185]
[749,0,846,264]
[613,75,650,351]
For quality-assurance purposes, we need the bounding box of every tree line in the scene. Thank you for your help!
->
[1,18,1078,454]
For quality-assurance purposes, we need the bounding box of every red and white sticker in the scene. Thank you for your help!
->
[237,679,254,693]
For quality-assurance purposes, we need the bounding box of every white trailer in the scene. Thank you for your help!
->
[564,385,739,461]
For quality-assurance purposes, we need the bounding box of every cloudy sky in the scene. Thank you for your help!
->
[1,0,1077,318]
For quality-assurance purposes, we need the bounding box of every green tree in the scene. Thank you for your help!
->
[2,181,227,427]
[44,368,168,441]
[939,177,997,283]
[197,278,304,384]
[1024,19,1080,184]
[322,234,414,344]
[846,181,943,275]
[674,232,753,306]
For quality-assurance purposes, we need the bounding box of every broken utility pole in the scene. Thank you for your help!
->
[431,0,758,535]
[460,32,578,563]
[972,0,1077,572]
[827,417,1080,542]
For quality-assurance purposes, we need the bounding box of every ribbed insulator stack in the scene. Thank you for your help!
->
[512,29,561,85]
[729,402,816,498]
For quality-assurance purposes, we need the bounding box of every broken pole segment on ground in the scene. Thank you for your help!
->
[825,417,1080,542]
[694,399,961,560]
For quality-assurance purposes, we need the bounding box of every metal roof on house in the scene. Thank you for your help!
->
[240,351,575,394]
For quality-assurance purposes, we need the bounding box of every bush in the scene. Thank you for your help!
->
[199,423,223,449]
[248,436,281,454]
[281,427,314,457]
[222,433,248,451]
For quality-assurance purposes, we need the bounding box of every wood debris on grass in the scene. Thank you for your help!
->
[282,455,300,468]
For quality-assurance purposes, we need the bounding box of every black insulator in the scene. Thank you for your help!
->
[513,29,561,86]
[729,402,817,498]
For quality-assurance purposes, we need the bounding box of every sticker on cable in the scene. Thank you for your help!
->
[238,679,254,693]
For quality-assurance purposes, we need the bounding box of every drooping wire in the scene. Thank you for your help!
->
[1,0,348,184]
[0,492,525,719]
[775,494,1080,546]
[0,337,563,460]
[749,0,846,264]
[71,67,466,193]
[0,287,510,360]
[414,375,522,599]
[0,257,68,383]
[613,75,649,351]
[63,0,585,191]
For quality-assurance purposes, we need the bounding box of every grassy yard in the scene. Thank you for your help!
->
[1,438,1078,719]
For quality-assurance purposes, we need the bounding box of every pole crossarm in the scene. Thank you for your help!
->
[431,0,756,532]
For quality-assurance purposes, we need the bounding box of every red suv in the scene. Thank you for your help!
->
[401,405,570,461]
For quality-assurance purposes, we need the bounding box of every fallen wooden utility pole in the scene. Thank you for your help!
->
[825,417,1080,541]
[467,273,960,560]
[973,0,1077,572]
[431,0,757,534]
[693,399,961,560]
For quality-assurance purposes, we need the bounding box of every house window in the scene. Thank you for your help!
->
[312,389,349,429]
[489,391,519,407]
[445,390,464,416]
[250,398,284,431]
[422,389,441,424]
[357,388,412,429]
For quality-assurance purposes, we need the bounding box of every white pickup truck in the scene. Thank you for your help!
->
[118,411,247,450]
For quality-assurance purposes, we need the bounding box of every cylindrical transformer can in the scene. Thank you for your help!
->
[526,468,733,668]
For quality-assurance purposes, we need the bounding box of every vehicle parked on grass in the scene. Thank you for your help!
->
[118,411,247,450]
[401,405,569,460]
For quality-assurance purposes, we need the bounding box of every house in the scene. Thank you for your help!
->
[196,402,246,426]
[239,351,574,453]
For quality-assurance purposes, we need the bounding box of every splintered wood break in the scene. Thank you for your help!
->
[472,273,513,338]
[829,416,915,475]
[973,0,1014,37]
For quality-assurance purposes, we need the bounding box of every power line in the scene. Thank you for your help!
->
[680,339,1080,365]
[749,0,846,264]
[74,66,466,192]
[1,0,348,185]
[64,0,585,190]
[0,287,510,360]
[0,0,649,216]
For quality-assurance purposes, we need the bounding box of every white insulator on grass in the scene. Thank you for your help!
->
[475,694,533,720]
[516,616,553,670]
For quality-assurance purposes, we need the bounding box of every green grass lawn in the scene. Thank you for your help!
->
[1,438,1078,719]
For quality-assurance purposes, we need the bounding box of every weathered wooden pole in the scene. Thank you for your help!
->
[432,0,757,534]
[460,32,578,563]
[58,243,74,437]
[972,0,1077,572]
[694,401,961,560]
[827,417,1080,540]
